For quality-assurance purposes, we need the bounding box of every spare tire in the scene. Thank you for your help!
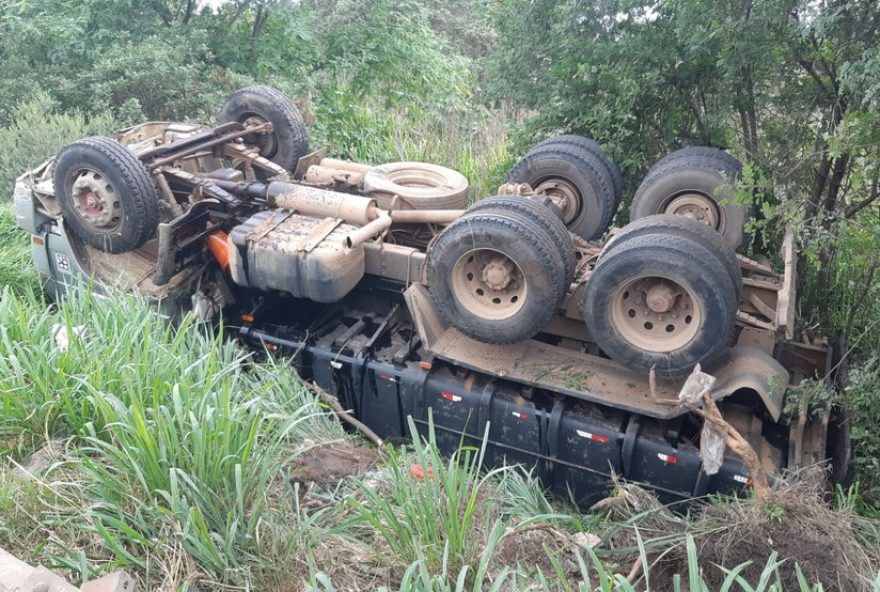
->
[506,147,616,241]
[219,85,309,173]
[54,137,160,254]
[631,148,747,250]
[533,134,623,207]
[583,231,738,375]
[427,209,565,344]
[464,195,577,289]
[363,161,469,210]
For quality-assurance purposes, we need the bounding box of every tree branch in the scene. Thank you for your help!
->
[845,165,880,218]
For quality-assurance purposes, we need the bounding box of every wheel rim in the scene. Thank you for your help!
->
[610,276,703,353]
[664,193,723,231]
[242,114,277,158]
[451,248,528,320]
[534,178,580,224]
[387,168,447,189]
[70,169,122,231]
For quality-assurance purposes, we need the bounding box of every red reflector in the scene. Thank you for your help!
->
[440,392,461,402]
[733,474,753,485]
[512,411,528,420]
[32,236,44,245]
[410,464,434,481]
[576,430,609,444]
[657,453,678,464]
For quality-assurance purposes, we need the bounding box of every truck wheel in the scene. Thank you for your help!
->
[532,134,623,206]
[631,149,747,250]
[54,137,159,254]
[506,147,616,241]
[604,215,742,301]
[219,85,309,172]
[427,211,565,344]
[583,232,738,375]
[646,146,742,175]
[363,161,469,210]
[465,195,576,286]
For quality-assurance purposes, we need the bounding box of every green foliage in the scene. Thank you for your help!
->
[0,93,117,196]
[0,205,37,294]
[845,359,880,500]
[346,417,504,577]
[0,286,344,584]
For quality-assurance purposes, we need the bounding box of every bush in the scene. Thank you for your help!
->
[0,93,117,198]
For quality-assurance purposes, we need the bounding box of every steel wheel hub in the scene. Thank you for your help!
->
[535,178,580,224]
[665,193,721,230]
[243,114,276,158]
[451,248,527,320]
[71,170,121,229]
[611,277,703,353]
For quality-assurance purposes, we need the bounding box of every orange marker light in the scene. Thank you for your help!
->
[206,230,230,272]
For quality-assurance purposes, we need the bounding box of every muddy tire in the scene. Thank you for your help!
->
[363,161,469,210]
[631,149,747,250]
[54,137,159,254]
[219,85,309,173]
[427,211,565,344]
[464,195,577,287]
[605,214,742,301]
[506,147,616,241]
[583,231,738,375]
[533,135,623,206]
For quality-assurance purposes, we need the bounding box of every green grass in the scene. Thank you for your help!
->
[0,204,38,295]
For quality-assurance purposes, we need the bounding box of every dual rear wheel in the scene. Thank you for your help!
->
[428,201,740,375]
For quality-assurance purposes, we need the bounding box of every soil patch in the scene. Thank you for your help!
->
[291,442,380,485]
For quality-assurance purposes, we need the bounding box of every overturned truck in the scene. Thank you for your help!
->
[14,86,850,505]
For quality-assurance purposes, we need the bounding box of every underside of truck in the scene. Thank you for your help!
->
[13,85,852,507]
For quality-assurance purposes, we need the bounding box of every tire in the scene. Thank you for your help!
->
[54,137,160,254]
[465,195,576,287]
[646,146,741,177]
[506,147,616,241]
[363,161,469,210]
[583,232,738,375]
[219,85,309,173]
[604,214,742,301]
[533,134,623,206]
[631,150,747,250]
[427,211,565,344]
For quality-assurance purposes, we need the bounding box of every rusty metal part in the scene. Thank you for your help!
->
[386,208,464,224]
[496,182,535,196]
[221,141,291,181]
[268,182,377,225]
[534,178,580,224]
[304,164,365,187]
[141,122,266,168]
[293,147,328,179]
[343,209,392,248]
[321,158,372,175]
[777,233,797,340]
